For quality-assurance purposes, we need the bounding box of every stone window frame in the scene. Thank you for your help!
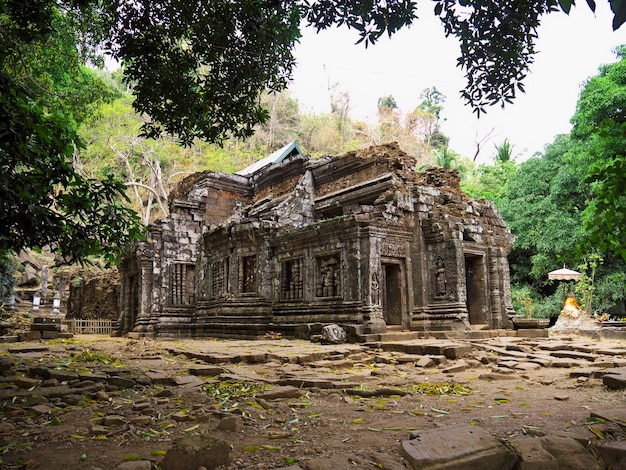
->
[170,262,195,306]
[238,254,257,294]
[314,253,342,298]
[209,256,229,299]
[280,257,304,301]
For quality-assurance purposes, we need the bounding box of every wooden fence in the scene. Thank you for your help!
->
[62,319,115,335]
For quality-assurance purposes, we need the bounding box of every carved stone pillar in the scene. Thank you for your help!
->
[488,247,516,328]
[116,261,129,334]
[133,242,154,334]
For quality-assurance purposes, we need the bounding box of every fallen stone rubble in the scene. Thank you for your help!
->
[0,336,625,469]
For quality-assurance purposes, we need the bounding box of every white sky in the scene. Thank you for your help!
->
[289,2,626,163]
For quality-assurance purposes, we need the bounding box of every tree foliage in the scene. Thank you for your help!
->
[499,135,587,282]
[436,0,625,115]
[0,2,143,263]
[13,0,622,147]
[377,95,398,110]
[482,48,626,315]
[570,45,626,260]
[462,159,517,203]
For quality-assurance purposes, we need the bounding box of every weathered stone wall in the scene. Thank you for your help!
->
[67,272,119,320]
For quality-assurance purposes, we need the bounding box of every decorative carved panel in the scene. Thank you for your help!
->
[316,255,340,297]
[381,240,406,258]
[210,258,228,299]
[281,258,304,300]
[435,255,447,298]
[239,256,257,293]
[171,263,195,306]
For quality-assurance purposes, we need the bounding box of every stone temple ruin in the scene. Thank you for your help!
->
[117,142,516,340]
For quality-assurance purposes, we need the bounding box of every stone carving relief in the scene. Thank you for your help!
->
[435,255,447,298]
[381,240,406,258]
[371,272,380,305]
[239,256,257,293]
[171,263,195,306]
[316,255,340,297]
[282,258,304,300]
[210,258,228,299]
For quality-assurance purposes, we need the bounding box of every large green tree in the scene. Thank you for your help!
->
[570,45,626,260]
[0,3,143,263]
[499,135,587,284]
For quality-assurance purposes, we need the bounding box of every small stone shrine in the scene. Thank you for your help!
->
[117,143,516,339]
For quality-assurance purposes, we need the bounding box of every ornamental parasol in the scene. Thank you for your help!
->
[548,268,582,303]
[547,268,581,281]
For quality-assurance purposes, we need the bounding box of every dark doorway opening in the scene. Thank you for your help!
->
[382,263,403,326]
[465,254,487,325]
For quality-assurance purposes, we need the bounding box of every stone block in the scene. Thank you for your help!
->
[415,357,435,368]
[30,404,53,415]
[514,362,542,371]
[603,373,626,390]
[144,371,176,386]
[429,355,447,366]
[48,369,79,382]
[159,434,231,470]
[172,375,205,387]
[257,385,302,400]
[443,360,469,373]
[103,415,129,426]
[590,408,626,425]
[591,439,626,469]
[430,344,473,360]
[400,425,518,470]
[108,376,136,389]
[510,436,602,470]
[217,416,244,431]
[188,366,225,377]
[550,359,579,368]
[550,350,598,361]
[498,360,520,369]
[569,368,601,378]
[31,317,61,332]
[396,354,423,364]
[527,355,553,367]
[15,376,40,389]
[18,331,42,342]
[478,372,516,381]
[516,329,549,338]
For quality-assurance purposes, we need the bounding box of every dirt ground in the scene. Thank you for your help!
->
[1,334,625,470]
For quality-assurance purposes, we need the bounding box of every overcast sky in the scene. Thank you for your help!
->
[289,2,626,163]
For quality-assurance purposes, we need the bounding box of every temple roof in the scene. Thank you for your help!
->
[236,141,303,176]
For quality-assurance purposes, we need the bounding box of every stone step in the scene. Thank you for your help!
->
[356,330,424,343]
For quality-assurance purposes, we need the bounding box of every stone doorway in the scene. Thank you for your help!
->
[382,261,406,327]
[465,254,488,325]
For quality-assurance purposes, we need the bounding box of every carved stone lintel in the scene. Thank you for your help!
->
[381,240,406,258]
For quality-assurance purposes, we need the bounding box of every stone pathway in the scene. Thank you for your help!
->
[1,335,626,469]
